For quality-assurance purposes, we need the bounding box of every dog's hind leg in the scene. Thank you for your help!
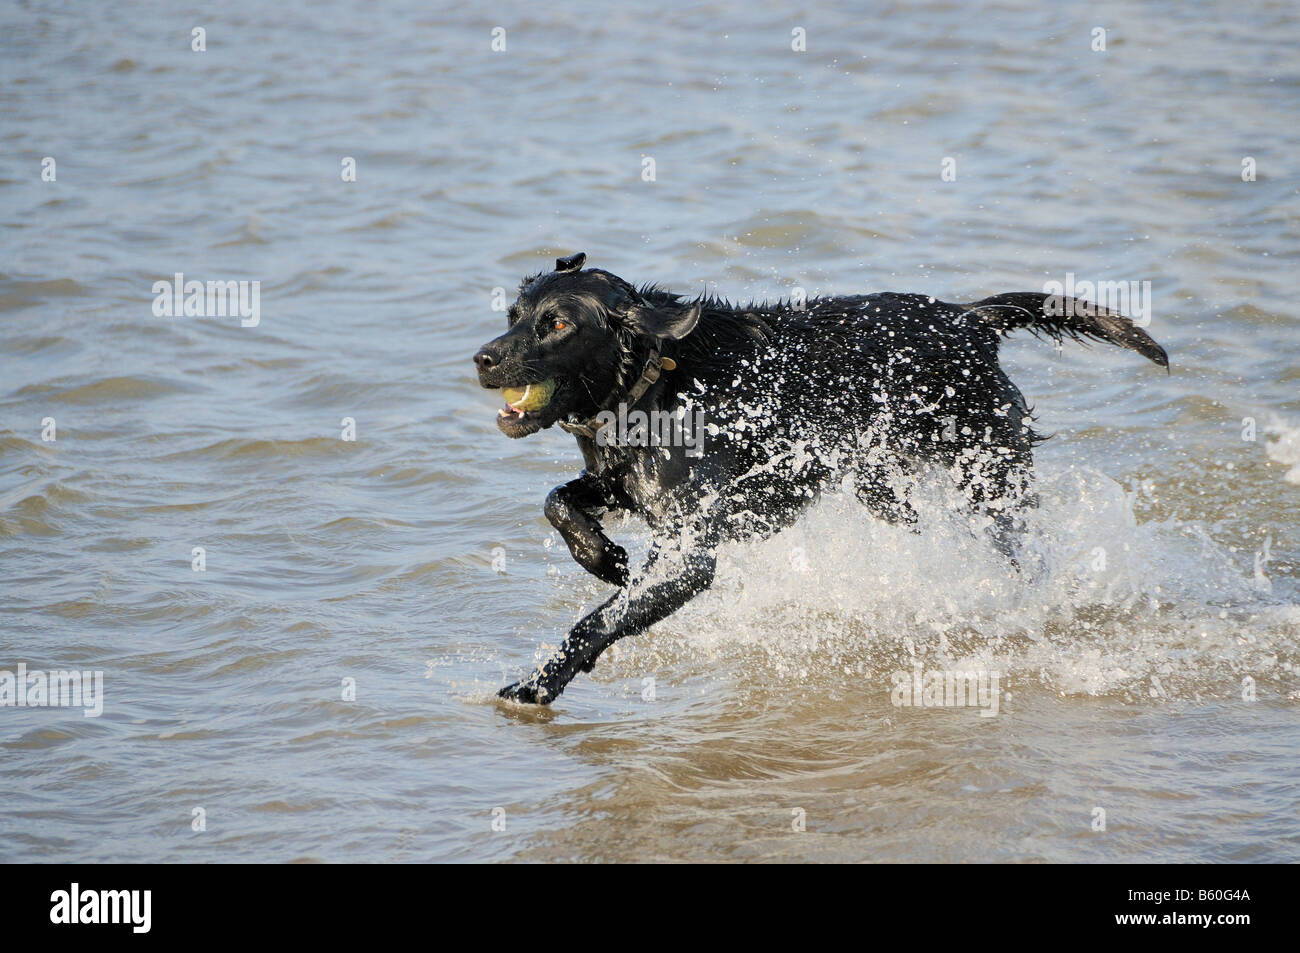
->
[951,444,1034,562]
[499,526,719,704]
[544,478,629,587]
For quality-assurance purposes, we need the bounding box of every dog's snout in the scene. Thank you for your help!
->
[473,349,498,372]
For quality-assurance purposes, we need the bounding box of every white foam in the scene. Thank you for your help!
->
[597,466,1288,701]
[1264,414,1300,484]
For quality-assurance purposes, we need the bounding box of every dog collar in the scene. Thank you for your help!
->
[557,350,677,442]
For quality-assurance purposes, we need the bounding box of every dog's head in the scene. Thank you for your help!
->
[474,252,700,438]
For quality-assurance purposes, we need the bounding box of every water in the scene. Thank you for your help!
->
[1,0,1297,862]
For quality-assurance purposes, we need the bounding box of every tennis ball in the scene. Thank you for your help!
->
[502,378,556,412]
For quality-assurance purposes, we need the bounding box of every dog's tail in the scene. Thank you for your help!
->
[964,292,1168,369]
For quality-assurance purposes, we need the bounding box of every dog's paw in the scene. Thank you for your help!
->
[600,543,630,587]
[497,677,553,706]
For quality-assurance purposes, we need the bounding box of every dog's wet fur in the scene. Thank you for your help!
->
[475,252,1168,704]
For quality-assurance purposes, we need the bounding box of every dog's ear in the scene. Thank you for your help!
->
[555,252,586,273]
[625,298,701,342]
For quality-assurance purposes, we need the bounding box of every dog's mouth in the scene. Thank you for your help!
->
[498,378,556,417]
[491,377,561,437]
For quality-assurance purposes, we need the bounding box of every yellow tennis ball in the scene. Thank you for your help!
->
[502,378,556,411]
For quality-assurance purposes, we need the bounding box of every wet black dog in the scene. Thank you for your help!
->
[475,252,1167,704]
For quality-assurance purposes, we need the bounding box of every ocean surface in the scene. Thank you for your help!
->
[1,0,1297,862]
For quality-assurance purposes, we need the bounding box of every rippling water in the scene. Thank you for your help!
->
[2,0,1298,862]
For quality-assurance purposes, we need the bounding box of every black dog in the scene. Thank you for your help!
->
[475,252,1167,704]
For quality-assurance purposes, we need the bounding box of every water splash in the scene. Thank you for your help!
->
[1264,414,1300,485]
[590,467,1296,704]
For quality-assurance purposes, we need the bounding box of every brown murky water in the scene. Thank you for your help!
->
[1,0,1297,862]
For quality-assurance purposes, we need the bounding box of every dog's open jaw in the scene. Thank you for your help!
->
[493,377,562,438]
[501,379,556,414]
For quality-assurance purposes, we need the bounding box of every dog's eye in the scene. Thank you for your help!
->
[552,318,568,331]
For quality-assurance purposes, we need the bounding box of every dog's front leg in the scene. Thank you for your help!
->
[544,478,630,587]
[498,536,717,705]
